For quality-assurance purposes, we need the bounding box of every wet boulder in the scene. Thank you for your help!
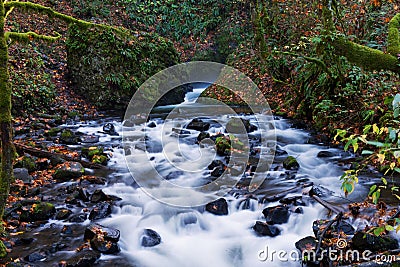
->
[352,231,399,252]
[80,175,106,185]
[68,213,88,223]
[63,248,101,267]
[14,154,37,172]
[262,205,290,225]
[197,131,210,143]
[55,209,72,220]
[80,135,100,143]
[85,223,120,242]
[295,236,318,263]
[215,136,231,156]
[205,198,228,215]
[253,221,281,237]
[60,129,79,145]
[13,168,33,184]
[186,118,210,131]
[103,123,119,136]
[165,171,184,180]
[312,219,355,237]
[226,117,257,134]
[24,251,46,262]
[89,202,112,220]
[141,229,161,247]
[283,156,299,170]
[90,189,110,203]
[20,202,56,222]
[53,162,85,181]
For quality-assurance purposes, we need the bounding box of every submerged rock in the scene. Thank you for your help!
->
[262,205,290,225]
[253,221,281,237]
[141,229,161,247]
[205,198,228,215]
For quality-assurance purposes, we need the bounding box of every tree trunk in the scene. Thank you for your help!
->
[0,0,13,257]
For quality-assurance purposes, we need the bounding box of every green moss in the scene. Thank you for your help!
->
[387,13,400,56]
[92,155,108,165]
[333,38,400,73]
[283,156,299,170]
[0,241,7,258]
[14,155,37,172]
[215,136,231,156]
[47,127,62,137]
[66,24,179,108]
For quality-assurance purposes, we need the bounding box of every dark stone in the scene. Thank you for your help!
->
[90,189,110,203]
[352,231,399,252]
[14,155,37,172]
[64,248,101,267]
[80,135,100,143]
[211,167,224,177]
[60,129,79,145]
[89,202,112,220]
[80,175,106,185]
[317,151,336,158]
[293,207,304,214]
[165,171,184,180]
[279,196,305,206]
[186,118,210,131]
[147,121,157,128]
[55,209,72,220]
[283,156,299,170]
[53,162,84,181]
[14,237,34,246]
[312,220,355,237]
[103,123,119,136]
[262,205,290,225]
[13,168,33,184]
[20,202,56,222]
[24,251,46,262]
[172,128,190,135]
[84,223,120,242]
[205,198,228,215]
[208,160,225,170]
[295,236,317,254]
[141,229,161,247]
[226,117,257,133]
[253,221,281,237]
[90,237,120,254]
[197,131,210,142]
[69,213,88,223]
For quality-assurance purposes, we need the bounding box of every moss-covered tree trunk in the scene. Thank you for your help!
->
[0,0,12,257]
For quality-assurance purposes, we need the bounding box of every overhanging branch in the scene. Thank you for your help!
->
[5,31,61,44]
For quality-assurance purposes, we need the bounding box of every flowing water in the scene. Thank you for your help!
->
[72,96,374,266]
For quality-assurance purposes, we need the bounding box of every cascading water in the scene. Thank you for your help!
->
[73,93,367,266]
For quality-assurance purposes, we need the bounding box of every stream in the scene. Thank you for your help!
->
[67,88,376,267]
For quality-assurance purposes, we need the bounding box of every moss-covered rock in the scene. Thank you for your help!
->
[66,25,182,109]
[215,136,231,156]
[53,161,85,181]
[20,202,56,222]
[14,154,37,172]
[60,129,79,145]
[283,156,299,170]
